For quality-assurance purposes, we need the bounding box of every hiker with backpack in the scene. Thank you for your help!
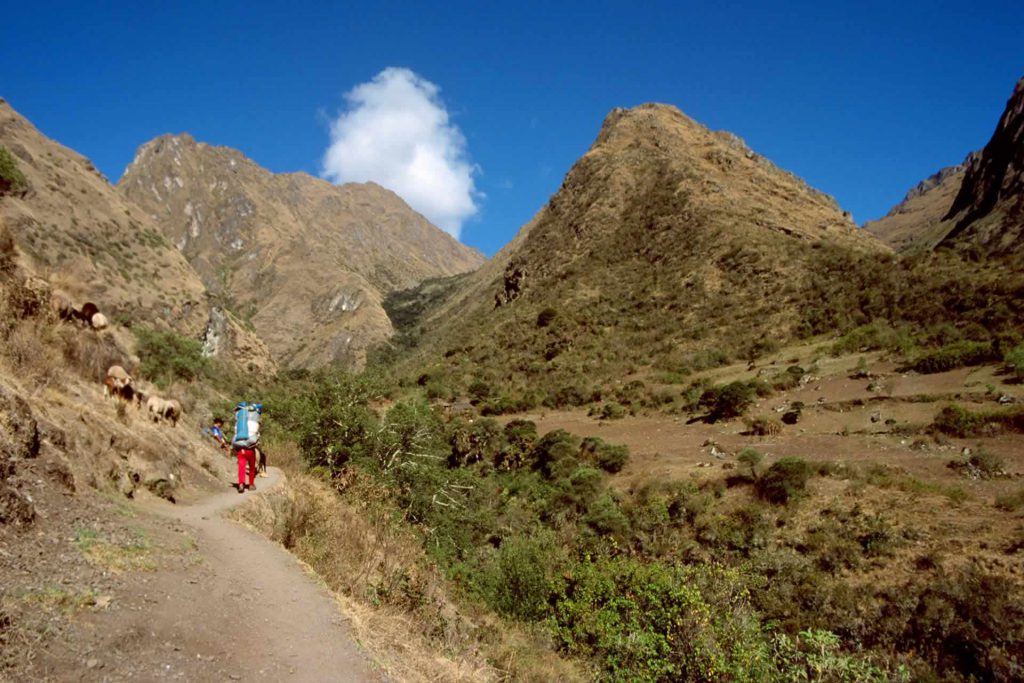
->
[232,402,263,493]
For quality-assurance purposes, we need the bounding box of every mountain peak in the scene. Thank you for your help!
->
[118,134,483,368]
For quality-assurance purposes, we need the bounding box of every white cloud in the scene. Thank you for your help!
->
[322,67,481,238]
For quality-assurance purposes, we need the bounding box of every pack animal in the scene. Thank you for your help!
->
[147,396,182,426]
[103,365,138,406]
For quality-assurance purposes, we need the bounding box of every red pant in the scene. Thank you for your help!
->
[236,448,256,487]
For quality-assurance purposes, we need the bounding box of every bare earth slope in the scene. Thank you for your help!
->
[118,135,484,368]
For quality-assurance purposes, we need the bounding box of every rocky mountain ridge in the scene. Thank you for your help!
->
[118,134,484,368]
[862,156,972,251]
[398,103,891,398]
[0,98,274,375]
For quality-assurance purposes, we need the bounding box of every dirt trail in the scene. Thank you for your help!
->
[74,468,385,682]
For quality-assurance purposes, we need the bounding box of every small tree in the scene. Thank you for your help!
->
[134,327,208,386]
[737,447,763,478]
[755,457,811,504]
[0,146,27,196]
[1006,344,1024,380]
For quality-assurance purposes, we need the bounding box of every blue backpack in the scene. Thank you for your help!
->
[232,402,263,448]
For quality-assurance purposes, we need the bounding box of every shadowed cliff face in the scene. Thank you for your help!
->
[863,157,972,252]
[118,135,484,369]
[940,76,1024,254]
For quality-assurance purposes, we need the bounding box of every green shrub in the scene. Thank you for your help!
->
[0,146,27,195]
[532,429,581,479]
[134,327,209,386]
[552,559,774,681]
[424,377,455,401]
[269,369,380,472]
[599,401,626,420]
[448,417,504,467]
[577,437,629,474]
[911,340,996,374]
[700,381,755,421]
[831,320,912,356]
[737,447,763,478]
[496,419,537,470]
[995,488,1024,511]
[948,448,1006,479]
[755,457,811,504]
[931,404,987,437]
[1005,344,1024,380]
[467,379,491,400]
[536,307,558,328]
[582,493,630,538]
[478,531,566,621]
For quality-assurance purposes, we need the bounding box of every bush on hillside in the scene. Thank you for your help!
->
[536,307,558,328]
[0,146,27,196]
[831,320,913,356]
[0,224,16,277]
[699,381,756,421]
[910,340,996,374]
[551,559,775,681]
[755,457,811,504]
[1005,344,1024,380]
[496,419,537,470]
[579,436,630,473]
[533,429,581,479]
[931,404,987,437]
[448,416,504,467]
[737,447,763,478]
[478,531,566,621]
[134,327,208,386]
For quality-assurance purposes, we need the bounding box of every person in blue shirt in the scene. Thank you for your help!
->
[210,417,228,452]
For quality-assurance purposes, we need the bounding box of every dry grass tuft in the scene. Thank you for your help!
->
[2,318,63,390]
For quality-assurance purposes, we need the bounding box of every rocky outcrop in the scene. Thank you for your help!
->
[939,76,1024,255]
[118,134,484,368]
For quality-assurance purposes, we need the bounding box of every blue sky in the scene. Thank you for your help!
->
[2,1,1022,255]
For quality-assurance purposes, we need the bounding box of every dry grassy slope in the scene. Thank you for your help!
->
[862,158,970,251]
[0,99,274,375]
[939,75,1024,255]
[415,104,890,376]
[0,99,207,334]
[118,134,484,368]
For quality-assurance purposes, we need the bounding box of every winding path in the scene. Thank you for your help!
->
[83,468,385,681]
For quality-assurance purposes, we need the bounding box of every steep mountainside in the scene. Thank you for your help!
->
[0,99,274,374]
[866,74,1024,255]
[398,104,890,399]
[118,135,483,368]
[939,76,1024,255]
[863,157,972,251]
